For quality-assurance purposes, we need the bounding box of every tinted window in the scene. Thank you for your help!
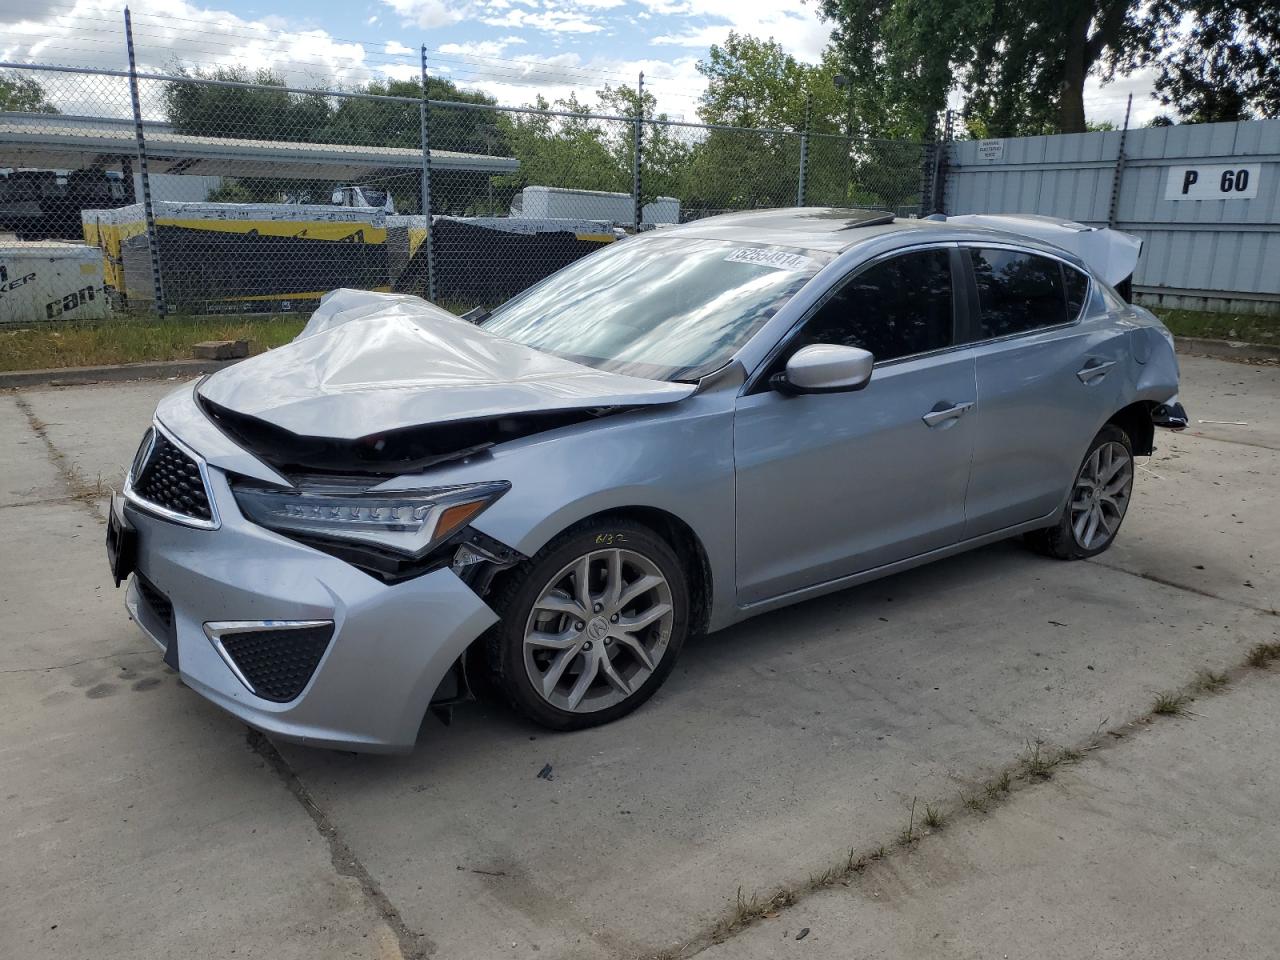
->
[1063,265,1089,319]
[970,249,1068,338]
[791,249,954,363]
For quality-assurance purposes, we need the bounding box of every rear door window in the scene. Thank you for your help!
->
[969,248,1069,338]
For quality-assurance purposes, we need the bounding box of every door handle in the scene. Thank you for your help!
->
[921,401,975,428]
[1076,359,1116,384]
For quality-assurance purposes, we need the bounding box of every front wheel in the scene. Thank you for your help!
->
[1026,424,1135,560]
[484,519,689,731]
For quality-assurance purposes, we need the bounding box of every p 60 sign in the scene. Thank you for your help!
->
[1164,164,1260,201]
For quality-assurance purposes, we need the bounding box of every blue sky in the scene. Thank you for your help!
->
[3,0,1154,124]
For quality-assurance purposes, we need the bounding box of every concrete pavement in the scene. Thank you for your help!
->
[1,354,1277,960]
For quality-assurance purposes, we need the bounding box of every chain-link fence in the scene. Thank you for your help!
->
[1,49,933,326]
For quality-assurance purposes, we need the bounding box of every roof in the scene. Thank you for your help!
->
[0,112,519,181]
[665,207,911,253]
[662,208,1138,279]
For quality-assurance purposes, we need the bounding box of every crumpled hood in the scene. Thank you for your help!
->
[198,289,694,440]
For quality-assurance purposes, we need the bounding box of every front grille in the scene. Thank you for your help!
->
[132,431,213,523]
[220,625,334,703]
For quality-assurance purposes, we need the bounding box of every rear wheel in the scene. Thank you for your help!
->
[485,519,689,730]
[1026,425,1135,560]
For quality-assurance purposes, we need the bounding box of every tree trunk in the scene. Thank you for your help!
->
[1059,8,1093,133]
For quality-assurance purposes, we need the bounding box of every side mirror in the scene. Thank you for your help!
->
[772,344,874,395]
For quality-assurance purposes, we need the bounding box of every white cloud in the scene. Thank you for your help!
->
[481,8,603,33]
[644,0,830,63]
[439,38,517,56]
[385,39,414,55]
[378,0,464,29]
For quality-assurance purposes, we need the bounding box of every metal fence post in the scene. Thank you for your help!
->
[419,44,437,303]
[797,92,811,207]
[632,71,644,231]
[931,109,954,215]
[1107,93,1133,228]
[124,8,166,315]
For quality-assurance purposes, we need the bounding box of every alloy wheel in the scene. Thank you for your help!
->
[1069,441,1133,551]
[522,548,675,713]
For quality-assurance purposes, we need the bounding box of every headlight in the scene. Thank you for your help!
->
[233,480,510,559]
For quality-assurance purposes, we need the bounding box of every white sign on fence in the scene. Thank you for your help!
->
[977,139,1005,161]
[1164,164,1261,201]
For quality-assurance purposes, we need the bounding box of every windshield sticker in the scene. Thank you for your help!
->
[724,248,815,271]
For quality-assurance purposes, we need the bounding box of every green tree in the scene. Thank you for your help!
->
[1146,1,1279,122]
[0,73,60,113]
[690,33,924,213]
[820,0,1164,135]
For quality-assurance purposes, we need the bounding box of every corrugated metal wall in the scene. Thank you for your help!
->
[945,119,1280,309]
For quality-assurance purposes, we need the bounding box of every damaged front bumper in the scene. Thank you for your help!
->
[114,458,501,753]
[1151,399,1189,430]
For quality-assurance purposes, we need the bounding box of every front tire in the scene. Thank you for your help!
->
[485,519,689,731]
[1026,424,1135,560]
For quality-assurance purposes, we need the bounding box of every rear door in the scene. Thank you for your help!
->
[961,246,1127,537]
[733,246,978,604]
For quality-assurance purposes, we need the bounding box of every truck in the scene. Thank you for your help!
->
[510,186,678,227]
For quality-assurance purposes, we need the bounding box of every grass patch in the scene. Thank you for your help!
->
[985,770,1013,800]
[1151,691,1191,716]
[1021,741,1056,780]
[1194,670,1231,692]
[1150,307,1280,345]
[1245,642,1280,668]
[0,314,306,372]
[922,803,946,830]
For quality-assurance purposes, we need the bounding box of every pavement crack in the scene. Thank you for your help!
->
[0,649,152,674]
[1185,431,1279,453]
[1087,558,1277,616]
[12,392,106,523]
[245,730,434,959]
[653,654,1280,960]
[0,494,85,511]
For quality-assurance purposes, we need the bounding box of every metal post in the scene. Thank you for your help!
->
[124,8,165,315]
[632,72,644,231]
[419,44,437,302]
[932,109,954,215]
[630,72,645,231]
[797,91,812,207]
[1107,93,1133,228]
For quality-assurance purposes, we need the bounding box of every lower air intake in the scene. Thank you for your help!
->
[219,624,334,703]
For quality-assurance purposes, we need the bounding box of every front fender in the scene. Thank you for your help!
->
[376,392,741,631]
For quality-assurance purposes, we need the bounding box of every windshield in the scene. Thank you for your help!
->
[481,235,828,381]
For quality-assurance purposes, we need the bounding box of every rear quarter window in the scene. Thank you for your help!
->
[1063,265,1090,320]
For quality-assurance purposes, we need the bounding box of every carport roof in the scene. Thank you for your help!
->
[0,112,519,180]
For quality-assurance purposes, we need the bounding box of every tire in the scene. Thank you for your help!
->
[1025,424,1135,560]
[484,518,689,731]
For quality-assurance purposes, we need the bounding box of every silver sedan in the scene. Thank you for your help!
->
[108,208,1186,751]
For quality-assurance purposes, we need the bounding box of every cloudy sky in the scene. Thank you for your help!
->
[2,0,1154,125]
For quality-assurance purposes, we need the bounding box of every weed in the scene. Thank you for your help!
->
[1022,741,1055,780]
[985,770,1012,799]
[961,793,988,814]
[1245,643,1280,668]
[1151,691,1190,716]
[1057,748,1084,764]
[1194,670,1230,692]
[896,797,918,846]
[922,804,946,830]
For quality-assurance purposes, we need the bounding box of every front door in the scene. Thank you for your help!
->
[733,247,978,605]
